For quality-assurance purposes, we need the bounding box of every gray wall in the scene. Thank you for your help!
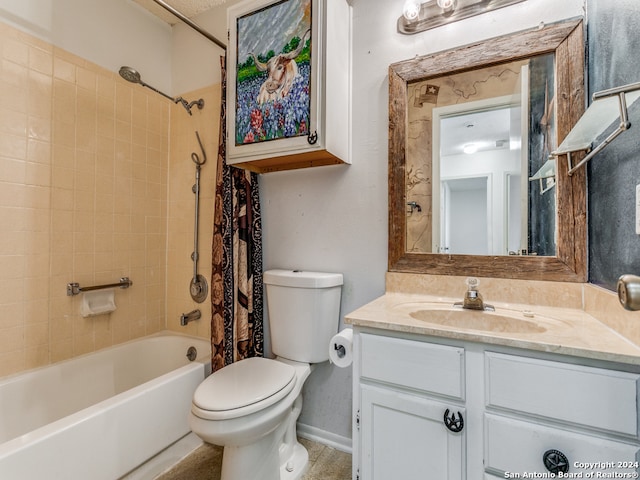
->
[260,0,584,443]
[587,0,640,289]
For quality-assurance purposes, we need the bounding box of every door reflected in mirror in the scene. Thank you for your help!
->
[406,54,556,256]
[440,176,490,255]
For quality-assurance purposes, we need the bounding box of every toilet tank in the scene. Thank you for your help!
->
[264,269,343,363]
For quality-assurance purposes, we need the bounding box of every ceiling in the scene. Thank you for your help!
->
[133,0,227,24]
[440,106,521,157]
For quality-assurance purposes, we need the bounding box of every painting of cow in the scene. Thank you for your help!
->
[234,0,312,146]
[250,29,311,104]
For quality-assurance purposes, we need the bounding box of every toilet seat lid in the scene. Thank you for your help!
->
[193,357,296,412]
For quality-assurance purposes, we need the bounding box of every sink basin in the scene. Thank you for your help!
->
[408,308,547,334]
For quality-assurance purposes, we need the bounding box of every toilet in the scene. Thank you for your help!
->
[188,269,343,480]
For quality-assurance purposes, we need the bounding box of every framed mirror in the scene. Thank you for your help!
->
[389,19,587,282]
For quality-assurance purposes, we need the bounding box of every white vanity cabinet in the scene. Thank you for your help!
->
[352,329,640,480]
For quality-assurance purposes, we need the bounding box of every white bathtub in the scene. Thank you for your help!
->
[0,332,211,480]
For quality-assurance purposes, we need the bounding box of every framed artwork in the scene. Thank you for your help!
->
[233,0,313,147]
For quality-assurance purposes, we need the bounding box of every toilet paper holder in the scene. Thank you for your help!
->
[333,342,347,359]
[329,329,353,368]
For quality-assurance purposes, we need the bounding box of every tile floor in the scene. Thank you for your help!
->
[154,438,352,480]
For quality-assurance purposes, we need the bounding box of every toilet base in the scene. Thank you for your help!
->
[279,440,309,480]
[220,433,309,480]
[221,431,280,480]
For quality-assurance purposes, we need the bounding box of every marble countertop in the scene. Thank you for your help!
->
[345,292,640,365]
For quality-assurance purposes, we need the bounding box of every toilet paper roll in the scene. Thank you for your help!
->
[81,289,117,317]
[329,328,353,368]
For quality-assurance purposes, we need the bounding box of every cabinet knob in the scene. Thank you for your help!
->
[543,449,569,474]
[443,409,464,433]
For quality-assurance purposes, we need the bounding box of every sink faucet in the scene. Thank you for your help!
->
[455,277,495,311]
[180,309,201,326]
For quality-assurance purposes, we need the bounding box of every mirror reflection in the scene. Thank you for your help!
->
[406,54,556,256]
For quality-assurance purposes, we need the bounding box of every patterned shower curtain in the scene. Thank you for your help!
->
[211,56,264,372]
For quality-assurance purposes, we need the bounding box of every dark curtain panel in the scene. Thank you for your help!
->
[211,56,264,372]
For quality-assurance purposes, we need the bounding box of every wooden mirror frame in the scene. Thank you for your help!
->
[388,19,587,282]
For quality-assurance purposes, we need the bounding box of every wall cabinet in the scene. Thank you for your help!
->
[226,0,351,173]
[352,329,640,480]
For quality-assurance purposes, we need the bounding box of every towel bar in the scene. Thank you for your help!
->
[67,277,133,296]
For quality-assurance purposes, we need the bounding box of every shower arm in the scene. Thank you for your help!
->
[138,79,176,103]
[149,0,227,51]
[138,78,203,114]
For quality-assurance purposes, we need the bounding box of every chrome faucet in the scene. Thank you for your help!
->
[180,309,201,326]
[454,277,495,311]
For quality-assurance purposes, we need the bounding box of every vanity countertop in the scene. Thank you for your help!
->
[345,292,640,366]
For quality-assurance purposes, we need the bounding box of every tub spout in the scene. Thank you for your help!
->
[180,309,201,326]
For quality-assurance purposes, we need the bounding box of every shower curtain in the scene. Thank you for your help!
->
[211,56,264,372]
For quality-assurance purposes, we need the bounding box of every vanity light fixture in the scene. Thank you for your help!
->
[398,0,527,34]
[551,81,640,176]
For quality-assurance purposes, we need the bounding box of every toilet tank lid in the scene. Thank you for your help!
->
[263,269,343,288]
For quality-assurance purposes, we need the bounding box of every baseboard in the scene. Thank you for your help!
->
[296,422,352,454]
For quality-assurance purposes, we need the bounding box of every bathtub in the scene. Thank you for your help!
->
[0,332,211,480]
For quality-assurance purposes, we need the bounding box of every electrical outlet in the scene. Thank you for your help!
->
[636,184,640,235]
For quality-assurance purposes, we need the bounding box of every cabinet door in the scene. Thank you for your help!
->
[360,384,464,480]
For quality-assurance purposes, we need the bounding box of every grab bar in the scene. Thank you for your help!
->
[67,277,133,296]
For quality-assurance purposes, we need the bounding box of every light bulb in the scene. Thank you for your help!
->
[403,0,421,21]
[437,0,456,9]
[463,143,478,154]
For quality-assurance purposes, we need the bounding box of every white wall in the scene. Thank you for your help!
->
[0,0,173,92]
[300,0,585,441]
[170,2,232,94]
[175,0,585,443]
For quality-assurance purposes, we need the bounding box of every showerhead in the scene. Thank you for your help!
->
[117,65,204,116]
[118,65,175,103]
[119,66,141,84]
